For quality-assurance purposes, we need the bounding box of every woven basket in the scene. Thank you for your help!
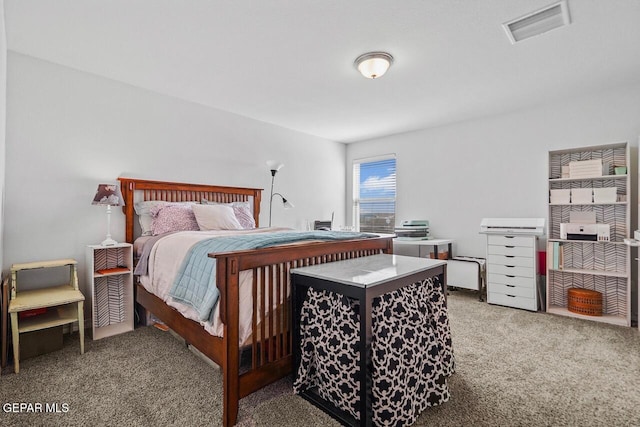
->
[567,288,602,316]
[429,251,449,260]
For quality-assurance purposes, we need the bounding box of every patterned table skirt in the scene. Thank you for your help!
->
[293,276,454,426]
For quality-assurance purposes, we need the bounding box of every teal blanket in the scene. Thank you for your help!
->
[168,231,373,321]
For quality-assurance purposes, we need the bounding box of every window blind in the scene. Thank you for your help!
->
[353,156,396,233]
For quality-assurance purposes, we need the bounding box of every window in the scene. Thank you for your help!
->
[353,155,396,233]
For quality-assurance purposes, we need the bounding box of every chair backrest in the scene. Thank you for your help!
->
[314,220,332,231]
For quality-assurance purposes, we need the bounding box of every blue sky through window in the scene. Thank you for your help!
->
[360,159,396,199]
[355,157,396,233]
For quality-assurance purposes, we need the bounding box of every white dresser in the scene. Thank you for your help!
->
[480,218,545,312]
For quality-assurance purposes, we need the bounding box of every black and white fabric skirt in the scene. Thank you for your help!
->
[293,276,454,427]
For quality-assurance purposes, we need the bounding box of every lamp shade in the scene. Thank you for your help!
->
[354,52,394,79]
[282,198,294,209]
[92,184,125,206]
[266,160,284,174]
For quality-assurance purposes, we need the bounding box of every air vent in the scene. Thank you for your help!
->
[503,1,571,44]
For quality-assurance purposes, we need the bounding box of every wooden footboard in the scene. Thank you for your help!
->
[213,236,393,426]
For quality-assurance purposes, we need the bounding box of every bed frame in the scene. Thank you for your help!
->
[118,177,394,426]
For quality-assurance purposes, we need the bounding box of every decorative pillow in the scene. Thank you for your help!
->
[192,204,243,231]
[135,201,196,235]
[150,204,199,235]
[201,199,256,229]
[134,201,168,236]
[232,205,256,229]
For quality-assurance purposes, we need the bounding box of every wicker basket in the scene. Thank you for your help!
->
[429,251,449,260]
[567,288,602,316]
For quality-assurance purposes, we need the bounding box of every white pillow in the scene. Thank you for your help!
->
[192,204,243,230]
[201,199,256,229]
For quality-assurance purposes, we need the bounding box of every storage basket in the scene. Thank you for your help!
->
[567,288,602,316]
[429,251,449,260]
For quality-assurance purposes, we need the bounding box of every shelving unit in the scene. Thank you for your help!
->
[547,142,631,327]
[86,243,134,340]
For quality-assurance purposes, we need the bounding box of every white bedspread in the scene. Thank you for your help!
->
[138,227,291,343]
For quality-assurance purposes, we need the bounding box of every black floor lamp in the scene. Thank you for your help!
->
[267,161,294,227]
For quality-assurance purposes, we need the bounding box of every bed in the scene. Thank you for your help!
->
[117,177,394,427]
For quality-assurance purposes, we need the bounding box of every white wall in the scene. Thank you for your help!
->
[347,83,640,258]
[0,1,6,276]
[4,52,346,290]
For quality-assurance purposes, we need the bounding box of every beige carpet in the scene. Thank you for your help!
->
[1,290,639,426]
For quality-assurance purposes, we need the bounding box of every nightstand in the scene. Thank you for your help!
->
[86,243,134,339]
[8,259,85,373]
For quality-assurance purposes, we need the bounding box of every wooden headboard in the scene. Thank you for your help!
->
[117,177,263,244]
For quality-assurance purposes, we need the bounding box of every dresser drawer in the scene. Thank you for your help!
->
[488,273,535,289]
[488,264,534,278]
[487,235,534,247]
[488,292,537,311]
[487,245,532,257]
[487,254,532,267]
[488,282,536,298]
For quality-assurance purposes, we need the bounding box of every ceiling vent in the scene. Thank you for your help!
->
[503,1,571,44]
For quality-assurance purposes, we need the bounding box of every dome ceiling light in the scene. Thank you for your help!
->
[354,52,393,79]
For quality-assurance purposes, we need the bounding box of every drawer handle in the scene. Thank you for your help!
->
[505,265,515,268]
[505,236,515,239]
[506,245,515,248]
[505,255,515,258]
[506,295,516,298]
[506,275,515,278]
[506,284,515,288]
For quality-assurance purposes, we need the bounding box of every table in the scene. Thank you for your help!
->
[291,254,448,426]
[8,259,85,373]
[393,238,454,259]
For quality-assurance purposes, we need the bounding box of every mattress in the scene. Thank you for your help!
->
[136,227,291,342]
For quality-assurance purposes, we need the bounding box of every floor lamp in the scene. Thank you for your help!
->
[267,161,294,227]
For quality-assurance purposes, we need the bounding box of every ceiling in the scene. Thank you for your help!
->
[5,0,640,143]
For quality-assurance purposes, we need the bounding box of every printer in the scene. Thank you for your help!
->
[558,212,610,242]
[395,220,430,240]
[560,223,610,242]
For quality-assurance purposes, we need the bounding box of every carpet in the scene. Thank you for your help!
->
[1,290,639,426]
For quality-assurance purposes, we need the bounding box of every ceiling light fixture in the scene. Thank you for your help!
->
[354,52,393,79]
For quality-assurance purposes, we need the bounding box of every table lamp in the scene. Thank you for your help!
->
[92,184,125,246]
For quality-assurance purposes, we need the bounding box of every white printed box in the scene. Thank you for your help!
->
[570,188,592,204]
[593,187,617,203]
[550,189,570,204]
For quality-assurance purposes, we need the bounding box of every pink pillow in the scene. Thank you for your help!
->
[150,204,199,235]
